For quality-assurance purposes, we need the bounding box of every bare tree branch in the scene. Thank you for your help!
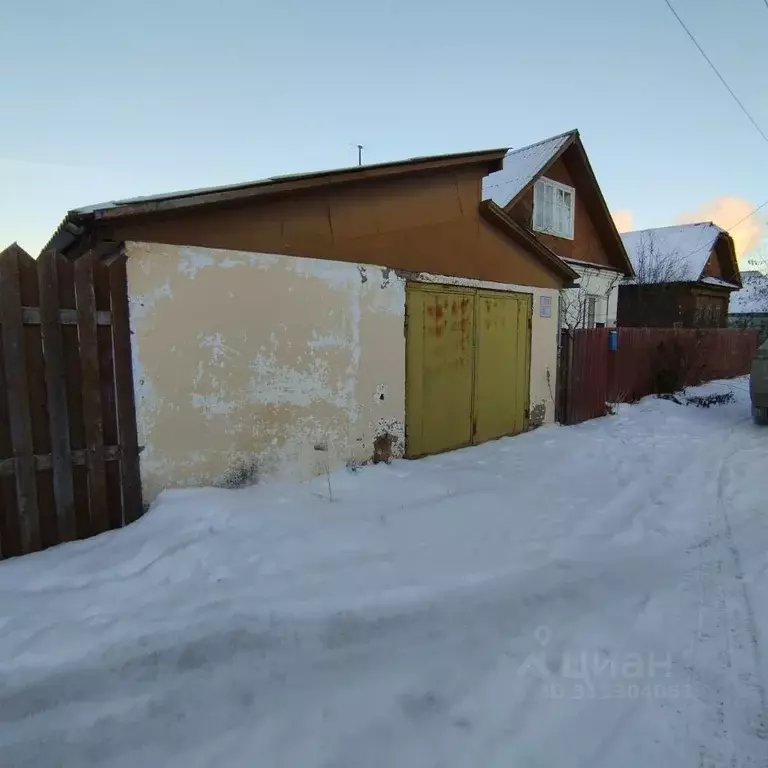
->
[631,233,689,284]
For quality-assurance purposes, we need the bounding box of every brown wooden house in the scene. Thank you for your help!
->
[618,223,741,328]
[482,130,634,328]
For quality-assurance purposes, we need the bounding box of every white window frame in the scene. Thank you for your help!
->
[532,177,576,240]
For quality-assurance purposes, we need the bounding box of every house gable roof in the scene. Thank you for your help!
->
[478,201,579,285]
[481,131,575,209]
[620,223,741,288]
[481,130,634,277]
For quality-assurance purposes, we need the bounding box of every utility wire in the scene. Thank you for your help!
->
[726,198,768,233]
[662,0,768,146]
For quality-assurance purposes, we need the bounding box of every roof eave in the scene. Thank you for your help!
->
[569,138,636,278]
[83,148,509,222]
[479,200,579,285]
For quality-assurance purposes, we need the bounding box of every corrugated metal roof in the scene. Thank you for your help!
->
[481,130,576,208]
[620,222,724,283]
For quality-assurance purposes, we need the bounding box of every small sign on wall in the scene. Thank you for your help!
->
[539,295,552,318]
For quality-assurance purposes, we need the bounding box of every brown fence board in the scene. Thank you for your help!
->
[0,246,41,553]
[38,252,77,542]
[0,329,21,558]
[19,249,59,550]
[0,242,144,560]
[75,255,109,534]
[560,327,758,426]
[93,260,123,531]
[109,255,142,524]
[58,256,90,539]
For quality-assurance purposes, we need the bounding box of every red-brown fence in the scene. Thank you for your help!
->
[0,243,142,558]
[558,327,758,425]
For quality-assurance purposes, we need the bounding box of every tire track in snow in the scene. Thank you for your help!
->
[715,423,768,746]
[685,416,768,766]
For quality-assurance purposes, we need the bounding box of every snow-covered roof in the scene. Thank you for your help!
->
[700,276,739,289]
[729,270,768,314]
[482,130,576,208]
[620,222,725,283]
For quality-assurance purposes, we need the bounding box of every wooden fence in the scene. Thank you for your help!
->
[558,327,758,425]
[0,243,142,558]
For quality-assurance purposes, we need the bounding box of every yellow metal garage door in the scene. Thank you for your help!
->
[473,291,532,443]
[405,285,475,457]
[405,284,531,457]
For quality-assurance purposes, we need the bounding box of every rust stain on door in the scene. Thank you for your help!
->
[406,284,531,458]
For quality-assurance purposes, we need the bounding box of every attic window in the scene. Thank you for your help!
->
[533,177,575,240]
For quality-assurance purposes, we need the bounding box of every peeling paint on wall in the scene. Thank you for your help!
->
[126,242,406,502]
[126,242,560,501]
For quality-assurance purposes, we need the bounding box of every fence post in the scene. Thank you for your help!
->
[0,245,41,553]
[108,254,143,524]
[75,254,110,534]
[38,251,77,542]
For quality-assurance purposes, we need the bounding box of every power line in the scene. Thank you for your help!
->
[662,0,768,146]
[726,198,768,232]
[657,199,768,267]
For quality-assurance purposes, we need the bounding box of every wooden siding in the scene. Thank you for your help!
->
[507,154,615,270]
[703,249,724,279]
[95,168,565,290]
[617,284,731,328]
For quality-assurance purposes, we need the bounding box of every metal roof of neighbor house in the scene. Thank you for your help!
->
[730,270,768,313]
[620,222,730,283]
[481,130,576,208]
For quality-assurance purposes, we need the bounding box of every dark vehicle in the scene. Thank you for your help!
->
[751,338,768,424]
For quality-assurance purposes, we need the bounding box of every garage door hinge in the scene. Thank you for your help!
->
[404,313,409,336]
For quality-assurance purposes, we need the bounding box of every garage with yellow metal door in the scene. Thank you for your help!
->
[405,283,532,457]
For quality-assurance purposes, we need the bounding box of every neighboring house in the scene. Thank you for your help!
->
[482,130,634,329]
[729,269,768,344]
[619,223,742,328]
[44,149,578,502]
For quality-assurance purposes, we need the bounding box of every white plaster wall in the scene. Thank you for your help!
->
[126,242,406,502]
[561,263,621,328]
[410,273,561,425]
[127,243,562,501]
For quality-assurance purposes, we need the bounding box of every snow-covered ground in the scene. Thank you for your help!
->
[1,378,767,767]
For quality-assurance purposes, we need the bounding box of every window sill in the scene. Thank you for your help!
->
[532,226,574,242]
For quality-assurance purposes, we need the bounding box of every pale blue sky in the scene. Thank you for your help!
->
[2,0,767,258]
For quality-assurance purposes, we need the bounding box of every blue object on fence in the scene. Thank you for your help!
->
[609,329,618,351]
